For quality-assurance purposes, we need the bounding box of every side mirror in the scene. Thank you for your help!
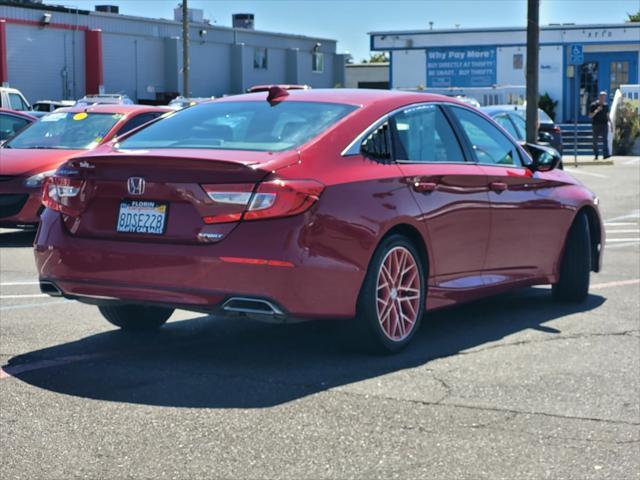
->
[523,143,561,172]
[361,123,391,161]
[538,131,553,143]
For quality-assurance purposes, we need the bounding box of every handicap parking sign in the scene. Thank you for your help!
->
[569,44,584,65]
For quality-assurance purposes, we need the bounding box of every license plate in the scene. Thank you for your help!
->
[116,200,168,235]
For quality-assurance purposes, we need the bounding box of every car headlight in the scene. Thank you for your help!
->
[23,170,56,188]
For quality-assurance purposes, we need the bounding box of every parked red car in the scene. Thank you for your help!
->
[34,89,603,352]
[0,108,36,142]
[0,104,170,227]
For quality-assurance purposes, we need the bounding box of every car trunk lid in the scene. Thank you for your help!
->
[57,151,287,244]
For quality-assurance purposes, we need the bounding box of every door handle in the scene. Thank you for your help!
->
[413,181,438,193]
[489,181,508,193]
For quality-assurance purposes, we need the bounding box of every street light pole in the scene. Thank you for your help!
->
[526,0,539,144]
[182,0,189,97]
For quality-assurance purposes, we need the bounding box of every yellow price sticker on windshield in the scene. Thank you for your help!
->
[73,112,88,121]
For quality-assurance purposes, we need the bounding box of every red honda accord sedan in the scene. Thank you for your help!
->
[34,89,603,352]
[0,104,170,228]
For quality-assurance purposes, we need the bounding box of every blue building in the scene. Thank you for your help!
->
[370,23,640,122]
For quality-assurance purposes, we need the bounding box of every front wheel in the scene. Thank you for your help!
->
[552,212,591,302]
[355,234,426,353]
[98,304,174,331]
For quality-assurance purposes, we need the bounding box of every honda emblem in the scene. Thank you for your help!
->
[127,177,145,195]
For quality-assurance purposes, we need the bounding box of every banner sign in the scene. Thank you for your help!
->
[426,46,497,88]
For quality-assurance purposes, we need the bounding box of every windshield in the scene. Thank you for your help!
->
[118,101,358,152]
[6,112,123,149]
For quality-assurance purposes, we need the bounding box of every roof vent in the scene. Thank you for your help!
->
[95,5,119,13]
[233,13,255,30]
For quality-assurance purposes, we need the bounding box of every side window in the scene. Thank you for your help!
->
[9,93,29,111]
[116,113,162,136]
[0,114,31,141]
[361,122,392,161]
[510,113,526,138]
[494,114,521,140]
[452,107,521,166]
[391,104,465,163]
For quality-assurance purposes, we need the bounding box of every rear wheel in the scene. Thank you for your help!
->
[355,234,426,353]
[552,212,591,302]
[98,304,174,331]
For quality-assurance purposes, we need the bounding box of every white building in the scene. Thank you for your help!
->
[0,1,346,104]
[345,62,389,89]
[370,23,640,122]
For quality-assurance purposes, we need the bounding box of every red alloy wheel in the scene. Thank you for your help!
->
[375,246,422,341]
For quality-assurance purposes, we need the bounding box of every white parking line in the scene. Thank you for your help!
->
[622,157,640,166]
[564,169,608,178]
[0,300,69,311]
[606,238,640,243]
[0,281,40,286]
[591,279,640,289]
[605,211,640,223]
[607,242,640,249]
[605,229,640,234]
[0,294,49,299]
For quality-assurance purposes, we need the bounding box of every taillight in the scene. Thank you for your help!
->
[41,175,83,215]
[200,183,254,224]
[244,180,324,221]
[200,179,324,224]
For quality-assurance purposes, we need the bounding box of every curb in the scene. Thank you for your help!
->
[562,160,614,166]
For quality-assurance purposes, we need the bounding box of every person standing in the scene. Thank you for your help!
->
[589,91,611,159]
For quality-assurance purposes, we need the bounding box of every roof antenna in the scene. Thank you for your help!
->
[267,85,289,105]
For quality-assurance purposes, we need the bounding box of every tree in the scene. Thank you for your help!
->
[538,92,558,121]
[362,52,389,64]
[627,10,640,22]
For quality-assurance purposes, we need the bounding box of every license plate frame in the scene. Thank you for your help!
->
[116,199,169,235]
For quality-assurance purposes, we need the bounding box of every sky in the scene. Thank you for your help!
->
[55,0,639,61]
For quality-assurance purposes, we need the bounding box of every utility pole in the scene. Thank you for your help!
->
[525,0,539,144]
[182,0,189,97]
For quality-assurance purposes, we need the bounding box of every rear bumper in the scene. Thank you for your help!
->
[0,178,42,227]
[34,209,364,319]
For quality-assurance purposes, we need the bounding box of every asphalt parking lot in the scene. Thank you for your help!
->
[1,158,639,479]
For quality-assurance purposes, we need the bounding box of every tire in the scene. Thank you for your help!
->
[98,304,174,331]
[355,234,426,353]
[552,212,591,302]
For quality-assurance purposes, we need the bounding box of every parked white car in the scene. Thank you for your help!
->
[0,86,32,111]
[32,100,75,112]
[75,94,134,106]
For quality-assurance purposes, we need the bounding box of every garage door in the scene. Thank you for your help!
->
[102,33,165,101]
[6,24,85,104]
[102,33,136,100]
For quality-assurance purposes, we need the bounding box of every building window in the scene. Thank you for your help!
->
[312,52,324,73]
[513,54,523,70]
[254,47,268,69]
[610,61,629,94]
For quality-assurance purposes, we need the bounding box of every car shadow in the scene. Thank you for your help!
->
[5,287,605,408]
[0,229,36,247]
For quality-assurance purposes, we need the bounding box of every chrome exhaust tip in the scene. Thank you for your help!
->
[40,280,63,297]
[222,297,284,316]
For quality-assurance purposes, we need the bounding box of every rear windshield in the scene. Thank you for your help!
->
[118,101,358,152]
[6,112,122,149]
